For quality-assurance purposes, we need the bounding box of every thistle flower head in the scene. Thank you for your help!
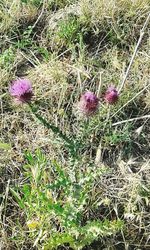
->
[104,86,119,104]
[9,78,33,104]
[77,91,99,116]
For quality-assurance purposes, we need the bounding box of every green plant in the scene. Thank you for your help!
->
[104,125,132,146]
[15,26,33,49]
[11,149,123,249]
[0,48,15,69]
[29,104,77,157]
[57,16,81,46]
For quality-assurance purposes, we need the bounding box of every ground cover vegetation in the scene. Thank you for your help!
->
[0,0,150,249]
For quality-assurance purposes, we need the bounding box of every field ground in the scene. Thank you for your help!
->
[0,0,150,249]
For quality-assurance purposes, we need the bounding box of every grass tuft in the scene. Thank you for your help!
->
[1,0,150,249]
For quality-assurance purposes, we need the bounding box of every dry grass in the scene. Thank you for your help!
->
[0,0,150,249]
[0,0,38,33]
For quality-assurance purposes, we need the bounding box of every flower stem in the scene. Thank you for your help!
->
[29,104,73,146]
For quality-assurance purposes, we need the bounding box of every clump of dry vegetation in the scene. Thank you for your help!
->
[0,0,150,249]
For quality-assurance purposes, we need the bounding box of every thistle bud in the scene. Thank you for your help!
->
[77,91,99,116]
[104,86,119,104]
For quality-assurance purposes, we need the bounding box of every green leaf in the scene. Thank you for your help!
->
[44,233,75,250]
[22,184,31,199]
[10,188,25,209]
[0,142,11,150]
[21,0,28,3]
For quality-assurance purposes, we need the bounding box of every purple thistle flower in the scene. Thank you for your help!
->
[104,86,119,104]
[77,91,99,116]
[9,78,33,104]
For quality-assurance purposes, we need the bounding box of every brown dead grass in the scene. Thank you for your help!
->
[0,0,150,249]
